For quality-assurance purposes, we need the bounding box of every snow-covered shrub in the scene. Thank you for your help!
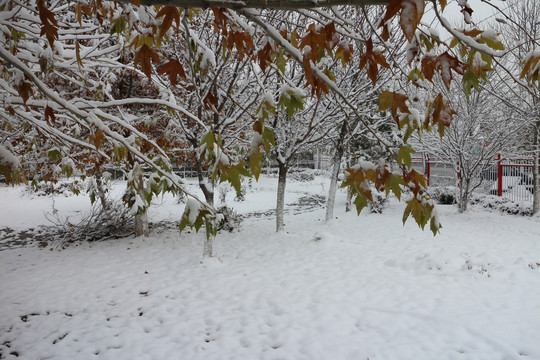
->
[368,190,388,214]
[29,180,84,197]
[290,169,316,182]
[469,193,533,216]
[216,206,242,232]
[429,186,458,205]
[234,186,246,202]
[44,201,134,246]
[218,184,230,203]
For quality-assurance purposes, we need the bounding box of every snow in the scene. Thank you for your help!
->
[0,144,20,169]
[1,175,539,360]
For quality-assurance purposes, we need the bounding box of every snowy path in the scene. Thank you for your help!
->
[1,179,539,359]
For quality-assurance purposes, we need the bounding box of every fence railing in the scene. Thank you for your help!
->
[406,155,538,203]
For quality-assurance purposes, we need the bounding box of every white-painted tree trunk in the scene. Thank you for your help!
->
[325,120,347,222]
[95,172,109,211]
[134,164,149,237]
[533,121,539,216]
[276,162,287,232]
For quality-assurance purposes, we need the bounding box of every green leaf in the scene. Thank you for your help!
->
[463,69,480,99]
[249,151,263,181]
[262,127,276,151]
[221,162,250,195]
[397,145,415,168]
[200,131,216,155]
[274,49,287,74]
[430,216,441,236]
[353,192,368,215]
[479,34,504,51]
[47,149,61,161]
[385,173,404,200]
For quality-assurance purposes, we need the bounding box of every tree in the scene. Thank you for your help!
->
[3,0,531,254]
[495,0,540,215]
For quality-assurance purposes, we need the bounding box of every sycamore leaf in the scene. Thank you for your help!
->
[353,192,369,215]
[257,42,273,73]
[380,0,424,43]
[158,60,186,86]
[438,0,447,11]
[478,34,505,51]
[249,151,264,181]
[220,162,251,196]
[75,41,83,68]
[156,6,180,40]
[462,69,480,99]
[134,44,160,80]
[16,80,33,105]
[359,39,390,85]
[397,144,415,168]
[45,106,55,124]
[399,0,424,42]
[37,0,58,48]
[385,173,404,201]
[89,129,106,149]
[378,91,410,124]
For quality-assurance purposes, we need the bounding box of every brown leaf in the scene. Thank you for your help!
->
[435,52,463,90]
[134,44,160,80]
[37,0,58,48]
[156,6,180,40]
[257,42,273,73]
[399,0,424,42]
[45,106,55,124]
[158,60,186,86]
[75,41,83,68]
[378,91,410,125]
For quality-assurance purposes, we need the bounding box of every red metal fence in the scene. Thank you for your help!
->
[407,155,538,203]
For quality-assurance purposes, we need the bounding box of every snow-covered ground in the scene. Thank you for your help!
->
[1,175,539,360]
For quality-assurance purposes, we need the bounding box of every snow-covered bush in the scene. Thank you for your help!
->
[290,169,316,182]
[429,186,458,205]
[44,202,133,246]
[469,193,533,216]
[216,206,243,232]
[29,180,84,197]
[368,190,389,214]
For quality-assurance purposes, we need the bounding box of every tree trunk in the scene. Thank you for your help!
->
[533,121,540,216]
[95,172,109,211]
[276,161,288,232]
[458,178,470,213]
[345,187,352,212]
[203,219,215,258]
[134,164,149,237]
[325,120,347,221]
